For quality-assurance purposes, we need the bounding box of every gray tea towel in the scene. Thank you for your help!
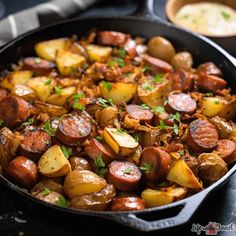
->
[0,0,99,46]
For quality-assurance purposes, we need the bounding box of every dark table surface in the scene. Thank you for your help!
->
[0,0,236,235]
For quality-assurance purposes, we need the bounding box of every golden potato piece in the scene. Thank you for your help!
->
[103,127,138,156]
[11,84,37,102]
[216,99,236,121]
[38,145,71,177]
[141,186,187,207]
[35,38,71,61]
[56,50,86,76]
[99,82,137,105]
[167,159,202,189]
[86,44,112,62]
[64,170,107,199]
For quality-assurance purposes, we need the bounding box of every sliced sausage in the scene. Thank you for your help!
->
[5,156,38,188]
[167,70,194,92]
[143,54,173,74]
[84,138,116,165]
[22,57,55,76]
[166,93,197,115]
[68,156,92,170]
[126,104,153,124]
[216,139,236,164]
[111,197,145,211]
[196,62,222,77]
[0,96,31,129]
[19,128,51,161]
[107,161,141,191]
[0,88,9,101]
[186,119,218,153]
[196,73,227,92]
[56,113,91,146]
[97,31,129,46]
[140,147,171,183]
[166,142,184,153]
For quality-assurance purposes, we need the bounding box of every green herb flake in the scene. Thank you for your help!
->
[61,146,72,159]
[98,97,113,107]
[108,60,116,67]
[43,120,55,137]
[54,86,63,95]
[21,117,35,127]
[0,119,4,126]
[143,84,153,91]
[141,66,150,73]
[95,136,103,141]
[221,11,231,21]
[168,112,181,123]
[157,120,169,130]
[71,67,78,75]
[139,104,150,110]
[73,102,85,111]
[152,73,164,83]
[101,80,112,92]
[73,93,85,101]
[42,188,51,196]
[56,196,69,207]
[153,106,165,114]
[44,79,52,85]
[140,161,153,174]
[116,128,125,135]
[117,49,126,58]
[115,57,125,67]
[205,92,213,97]
[124,72,133,77]
[173,124,179,135]
[179,150,185,156]
[158,181,169,187]
[214,99,220,104]
[122,167,133,175]
[133,133,141,142]
[34,58,41,64]
[94,153,107,178]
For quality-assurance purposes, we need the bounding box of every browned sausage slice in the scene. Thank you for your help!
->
[56,114,91,146]
[166,93,197,115]
[196,62,222,77]
[23,57,55,76]
[126,104,153,124]
[84,138,116,165]
[107,161,141,191]
[143,54,173,74]
[111,197,145,211]
[0,96,30,128]
[166,142,184,153]
[19,128,52,161]
[5,156,38,188]
[0,88,9,101]
[196,73,227,92]
[140,147,171,183]
[186,119,218,153]
[216,139,236,164]
[97,31,129,46]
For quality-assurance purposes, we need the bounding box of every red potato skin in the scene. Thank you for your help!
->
[186,119,218,153]
[107,161,142,191]
[5,156,38,188]
[97,31,129,46]
[84,138,116,165]
[19,128,52,161]
[143,54,173,74]
[140,147,171,183]
[166,93,197,115]
[56,114,91,146]
[0,96,31,129]
[196,72,227,92]
[22,57,55,76]
[126,104,153,124]
[0,88,9,101]
[111,197,145,211]
[216,139,236,164]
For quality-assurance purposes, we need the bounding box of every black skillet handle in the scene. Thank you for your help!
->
[106,191,208,232]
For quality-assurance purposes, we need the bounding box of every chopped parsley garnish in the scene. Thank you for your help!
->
[153,106,165,114]
[122,167,133,175]
[54,86,63,95]
[143,84,153,91]
[141,66,150,72]
[42,188,51,196]
[168,112,181,123]
[221,11,230,21]
[116,128,125,134]
[124,72,133,77]
[71,67,78,75]
[0,119,4,126]
[95,136,103,141]
[205,92,213,97]
[56,196,69,207]
[43,120,55,136]
[73,102,85,111]
[179,150,185,156]
[101,80,112,92]
[152,73,164,83]
[214,99,220,104]
[94,153,107,178]
[61,146,72,159]
[173,124,179,135]
[117,49,126,58]
[132,133,141,142]
[44,79,52,85]
[21,117,35,127]
[115,57,125,67]
[139,104,150,110]
[34,58,41,64]
[73,93,85,100]
[140,162,153,174]
[98,97,113,107]
[157,120,170,130]
[108,60,116,67]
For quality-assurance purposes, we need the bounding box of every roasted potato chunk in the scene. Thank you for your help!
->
[86,44,112,62]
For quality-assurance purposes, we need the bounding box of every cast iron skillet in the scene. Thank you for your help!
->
[0,0,236,232]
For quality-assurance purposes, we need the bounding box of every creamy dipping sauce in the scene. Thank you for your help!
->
[175,2,236,36]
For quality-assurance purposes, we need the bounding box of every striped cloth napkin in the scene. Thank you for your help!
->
[0,0,99,46]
